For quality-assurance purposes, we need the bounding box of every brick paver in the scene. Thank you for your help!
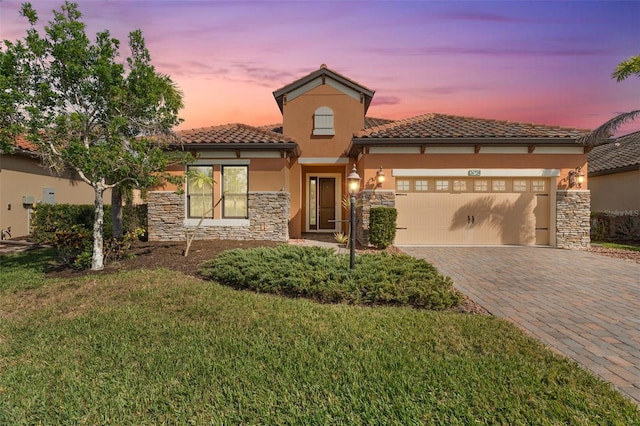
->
[399,246,640,404]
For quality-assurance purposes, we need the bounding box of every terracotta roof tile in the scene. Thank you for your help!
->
[364,117,395,128]
[175,123,295,145]
[14,135,38,152]
[355,113,589,139]
[588,131,640,173]
[257,117,396,135]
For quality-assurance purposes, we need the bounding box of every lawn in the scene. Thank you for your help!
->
[1,248,638,424]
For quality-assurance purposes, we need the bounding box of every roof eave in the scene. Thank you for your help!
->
[588,164,640,177]
[348,137,586,156]
[169,142,300,156]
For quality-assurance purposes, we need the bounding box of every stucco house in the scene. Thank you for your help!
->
[588,131,640,213]
[0,137,103,238]
[148,65,592,249]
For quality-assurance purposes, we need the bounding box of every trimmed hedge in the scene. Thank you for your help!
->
[199,245,463,310]
[369,207,397,249]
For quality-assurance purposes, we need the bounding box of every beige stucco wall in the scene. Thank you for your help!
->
[283,84,365,159]
[0,154,106,237]
[357,154,588,191]
[590,170,640,212]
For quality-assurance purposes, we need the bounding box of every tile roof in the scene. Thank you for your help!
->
[588,131,640,174]
[8,135,38,153]
[258,117,397,135]
[175,123,296,146]
[355,113,590,139]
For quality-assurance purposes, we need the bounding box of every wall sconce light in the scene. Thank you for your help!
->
[568,166,584,189]
[375,166,385,187]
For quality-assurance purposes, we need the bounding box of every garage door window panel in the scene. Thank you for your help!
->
[474,179,489,192]
[435,180,449,192]
[415,180,429,192]
[453,179,468,192]
[396,179,411,192]
[513,180,528,192]
[531,180,546,192]
[492,179,507,192]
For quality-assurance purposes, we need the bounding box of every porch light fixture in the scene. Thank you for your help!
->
[346,165,361,269]
[375,166,385,187]
[568,166,585,189]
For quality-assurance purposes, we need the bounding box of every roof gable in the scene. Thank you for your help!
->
[588,131,640,174]
[273,64,375,114]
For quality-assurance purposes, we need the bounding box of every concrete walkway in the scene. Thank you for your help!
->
[399,246,640,404]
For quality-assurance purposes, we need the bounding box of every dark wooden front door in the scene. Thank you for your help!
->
[318,178,336,230]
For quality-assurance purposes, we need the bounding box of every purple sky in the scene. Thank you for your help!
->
[2,0,639,134]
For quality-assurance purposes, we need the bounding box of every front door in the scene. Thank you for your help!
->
[307,176,338,232]
[318,178,336,229]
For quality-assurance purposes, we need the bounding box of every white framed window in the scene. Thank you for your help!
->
[313,106,335,135]
[435,180,449,192]
[474,179,489,192]
[513,180,528,192]
[187,166,214,219]
[531,179,546,192]
[396,179,410,192]
[186,164,249,219]
[222,165,249,218]
[414,180,428,191]
[492,179,507,192]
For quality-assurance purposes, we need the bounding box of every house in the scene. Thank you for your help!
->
[588,131,640,212]
[148,65,592,249]
[0,136,102,238]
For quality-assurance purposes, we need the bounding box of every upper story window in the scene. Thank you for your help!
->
[313,106,335,135]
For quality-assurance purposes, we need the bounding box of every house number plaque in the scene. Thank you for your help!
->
[468,170,481,176]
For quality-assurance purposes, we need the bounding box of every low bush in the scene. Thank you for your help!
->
[199,245,463,310]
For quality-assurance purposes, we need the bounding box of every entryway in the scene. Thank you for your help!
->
[306,174,341,232]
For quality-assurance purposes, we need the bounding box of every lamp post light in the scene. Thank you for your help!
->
[347,165,361,269]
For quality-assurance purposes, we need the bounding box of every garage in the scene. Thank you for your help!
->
[394,176,550,245]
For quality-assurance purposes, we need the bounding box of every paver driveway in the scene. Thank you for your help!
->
[399,246,640,404]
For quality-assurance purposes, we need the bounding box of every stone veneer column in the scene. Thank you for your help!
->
[147,191,290,242]
[556,190,591,250]
[356,190,396,247]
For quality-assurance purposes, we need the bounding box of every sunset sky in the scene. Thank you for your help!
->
[1,0,639,134]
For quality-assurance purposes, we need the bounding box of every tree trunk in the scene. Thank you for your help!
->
[92,181,106,271]
[111,185,123,239]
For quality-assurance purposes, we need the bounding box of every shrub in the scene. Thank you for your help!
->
[199,245,463,310]
[369,207,397,249]
[31,203,148,269]
[51,224,92,269]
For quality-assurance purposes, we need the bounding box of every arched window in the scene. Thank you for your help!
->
[313,106,335,135]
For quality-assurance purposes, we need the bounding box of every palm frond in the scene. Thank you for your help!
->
[576,109,640,146]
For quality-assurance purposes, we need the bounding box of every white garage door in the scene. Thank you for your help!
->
[394,177,550,245]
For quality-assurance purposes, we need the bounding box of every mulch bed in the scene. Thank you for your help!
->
[43,239,489,314]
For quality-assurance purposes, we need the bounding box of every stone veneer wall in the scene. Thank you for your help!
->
[355,190,396,246]
[556,190,591,250]
[147,191,290,242]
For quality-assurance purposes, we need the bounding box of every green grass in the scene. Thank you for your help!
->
[598,242,640,252]
[0,250,639,424]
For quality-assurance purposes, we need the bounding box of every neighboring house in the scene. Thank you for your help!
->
[0,136,102,238]
[149,65,592,249]
[588,131,640,212]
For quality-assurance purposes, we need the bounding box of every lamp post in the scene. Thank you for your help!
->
[347,165,361,269]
